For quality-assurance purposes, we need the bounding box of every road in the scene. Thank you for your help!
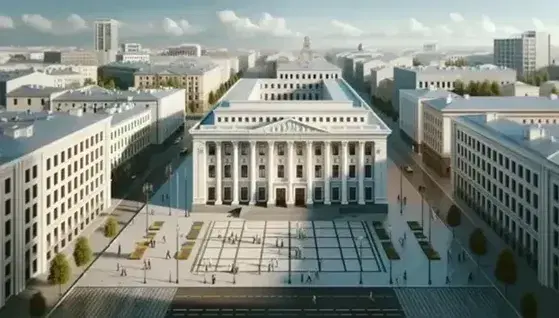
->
[369,101,558,317]
[166,287,404,317]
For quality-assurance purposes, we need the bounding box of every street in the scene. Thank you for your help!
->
[166,287,404,317]
[370,102,559,317]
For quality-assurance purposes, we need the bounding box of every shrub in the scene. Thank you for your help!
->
[48,253,71,294]
[29,291,47,317]
[104,217,119,238]
[72,237,92,267]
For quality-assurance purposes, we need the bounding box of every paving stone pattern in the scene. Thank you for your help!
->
[394,287,518,318]
[49,287,177,318]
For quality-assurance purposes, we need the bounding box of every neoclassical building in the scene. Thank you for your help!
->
[190,58,391,208]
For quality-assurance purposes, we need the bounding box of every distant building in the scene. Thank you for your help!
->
[238,51,257,73]
[120,43,142,53]
[116,53,150,63]
[540,81,559,96]
[494,31,551,77]
[164,44,202,57]
[501,81,540,97]
[43,51,98,66]
[94,19,119,64]
[423,43,438,52]
[0,70,57,105]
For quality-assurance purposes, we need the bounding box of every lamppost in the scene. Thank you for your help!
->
[166,164,173,216]
[418,185,426,229]
[399,165,404,215]
[142,183,153,237]
[176,224,180,284]
[387,225,393,285]
[358,236,364,285]
[428,207,432,285]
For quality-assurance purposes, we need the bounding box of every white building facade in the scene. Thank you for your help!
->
[189,76,391,208]
[494,31,551,76]
[0,111,112,307]
[501,81,540,97]
[451,115,559,291]
[116,53,150,63]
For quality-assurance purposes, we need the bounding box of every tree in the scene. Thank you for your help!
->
[479,80,491,96]
[453,80,465,95]
[208,91,215,105]
[73,236,92,267]
[412,57,422,66]
[105,79,116,90]
[495,249,517,295]
[490,81,501,96]
[469,228,487,271]
[29,291,47,317]
[48,253,71,295]
[104,217,119,238]
[551,87,559,95]
[466,81,480,96]
[84,78,96,86]
[446,205,461,237]
[520,292,538,318]
[188,102,197,114]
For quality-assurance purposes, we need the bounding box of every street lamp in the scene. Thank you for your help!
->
[399,165,404,215]
[166,164,173,216]
[418,185,426,229]
[176,224,180,284]
[358,236,364,285]
[142,183,153,237]
[387,225,393,285]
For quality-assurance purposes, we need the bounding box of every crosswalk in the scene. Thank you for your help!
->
[167,307,405,317]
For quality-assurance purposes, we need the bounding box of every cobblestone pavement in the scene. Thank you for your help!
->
[49,287,177,318]
[394,287,517,318]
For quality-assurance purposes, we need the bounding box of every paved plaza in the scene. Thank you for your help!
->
[196,220,383,274]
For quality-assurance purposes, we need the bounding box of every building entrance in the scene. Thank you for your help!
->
[295,188,306,207]
[275,188,286,207]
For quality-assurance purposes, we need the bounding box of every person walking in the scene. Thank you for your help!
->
[148,258,152,270]
[312,295,317,305]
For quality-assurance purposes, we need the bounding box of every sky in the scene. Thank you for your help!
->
[0,0,558,49]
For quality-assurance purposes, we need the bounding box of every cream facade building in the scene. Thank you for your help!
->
[189,76,391,208]
[451,114,559,291]
[0,111,112,308]
[501,81,540,97]
[0,70,58,105]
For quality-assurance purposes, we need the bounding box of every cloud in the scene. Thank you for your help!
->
[449,13,465,23]
[481,15,496,33]
[21,13,88,34]
[409,18,431,35]
[161,17,199,36]
[330,20,364,37]
[481,15,520,35]
[216,10,300,37]
[0,16,14,29]
[437,25,453,35]
[532,18,546,32]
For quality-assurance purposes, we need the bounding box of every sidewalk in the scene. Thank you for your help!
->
[0,142,186,318]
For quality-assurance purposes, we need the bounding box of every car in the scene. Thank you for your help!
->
[404,166,413,173]
[180,147,189,155]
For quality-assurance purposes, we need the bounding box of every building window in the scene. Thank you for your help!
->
[207,187,216,201]
[224,165,231,178]
[3,178,10,194]
[315,165,322,178]
[208,165,216,178]
[4,199,10,216]
[365,187,373,201]
[277,165,285,178]
[258,165,266,178]
[314,187,323,201]
[349,165,356,178]
[349,143,356,155]
[332,165,340,178]
[365,165,372,178]
[241,165,248,178]
[349,187,357,201]
[332,187,340,201]
[240,187,249,201]
[296,165,303,178]
[314,145,322,156]
[258,187,266,201]
[223,187,232,201]
[332,144,339,156]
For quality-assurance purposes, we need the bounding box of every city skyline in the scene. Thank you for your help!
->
[0,0,558,48]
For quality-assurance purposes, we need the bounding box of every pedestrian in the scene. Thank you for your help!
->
[117,262,120,271]
[446,276,450,284]
[369,291,374,302]
[118,244,121,257]
[120,268,124,276]
[301,273,304,283]
[312,295,317,305]
[403,271,407,281]
[161,194,165,202]
[280,239,284,248]
[148,258,152,270]
[143,259,147,269]
[205,264,209,272]
[314,271,319,280]
[275,238,279,247]
[252,236,256,244]
[166,250,171,259]
[212,274,216,285]
[306,274,312,283]
[397,194,400,202]
[124,267,127,276]
[204,275,207,284]
[163,235,166,243]
[268,263,271,272]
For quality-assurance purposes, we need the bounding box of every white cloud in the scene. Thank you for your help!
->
[409,18,430,35]
[481,15,496,33]
[532,18,546,31]
[449,13,465,23]
[21,13,89,34]
[437,25,453,35]
[161,17,199,36]
[0,16,14,29]
[216,10,300,37]
[330,20,364,37]
[22,14,52,33]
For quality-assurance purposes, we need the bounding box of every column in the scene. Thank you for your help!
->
[267,141,275,205]
[249,141,257,205]
[341,141,348,205]
[232,141,239,205]
[287,141,295,205]
[373,140,388,204]
[306,141,314,205]
[358,141,366,205]
[192,141,207,205]
[324,141,331,205]
[215,141,222,205]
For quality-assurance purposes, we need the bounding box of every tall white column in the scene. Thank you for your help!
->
[215,141,222,205]
[358,141,365,205]
[267,141,275,205]
[324,141,331,205]
[232,141,239,205]
[192,141,207,205]
[341,141,348,205]
[287,141,295,205]
[249,141,257,205]
[306,141,314,205]
[373,140,388,204]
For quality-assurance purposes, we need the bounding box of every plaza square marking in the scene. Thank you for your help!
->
[194,221,383,273]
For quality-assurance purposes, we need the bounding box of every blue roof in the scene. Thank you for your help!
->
[426,96,559,112]
[400,89,456,100]
[0,111,110,164]
[459,115,559,165]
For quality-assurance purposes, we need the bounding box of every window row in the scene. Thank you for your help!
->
[207,164,373,179]
[46,132,104,171]
[207,141,373,156]
[217,115,366,124]
[276,73,339,80]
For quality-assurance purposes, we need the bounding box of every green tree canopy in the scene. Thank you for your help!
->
[453,80,465,95]
[479,80,492,96]
[495,249,517,295]
[29,291,47,317]
[84,78,95,86]
[48,253,71,293]
[469,228,487,271]
[208,91,215,105]
[105,79,116,89]
[551,87,559,95]
[73,236,92,267]
[490,81,501,96]
[445,58,467,67]
[104,217,119,238]
[446,205,461,236]
[520,292,538,318]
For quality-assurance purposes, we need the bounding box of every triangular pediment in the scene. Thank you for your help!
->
[252,118,329,134]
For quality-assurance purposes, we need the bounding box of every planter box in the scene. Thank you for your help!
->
[153,221,165,227]
[372,221,383,229]
[381,242,400,260]
[413,232,427,240]
[129,246,148,260]
[186,222,204,240]
[407,221,423,232]
[136,240,149,247]
[182,241,196,248]
[418,241,441,260]
[176,247,192,260]
[144,232,157,240]
[148,226,161,231]
[374,228,390,241]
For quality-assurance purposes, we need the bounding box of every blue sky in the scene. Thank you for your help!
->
[0,0,556,48]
